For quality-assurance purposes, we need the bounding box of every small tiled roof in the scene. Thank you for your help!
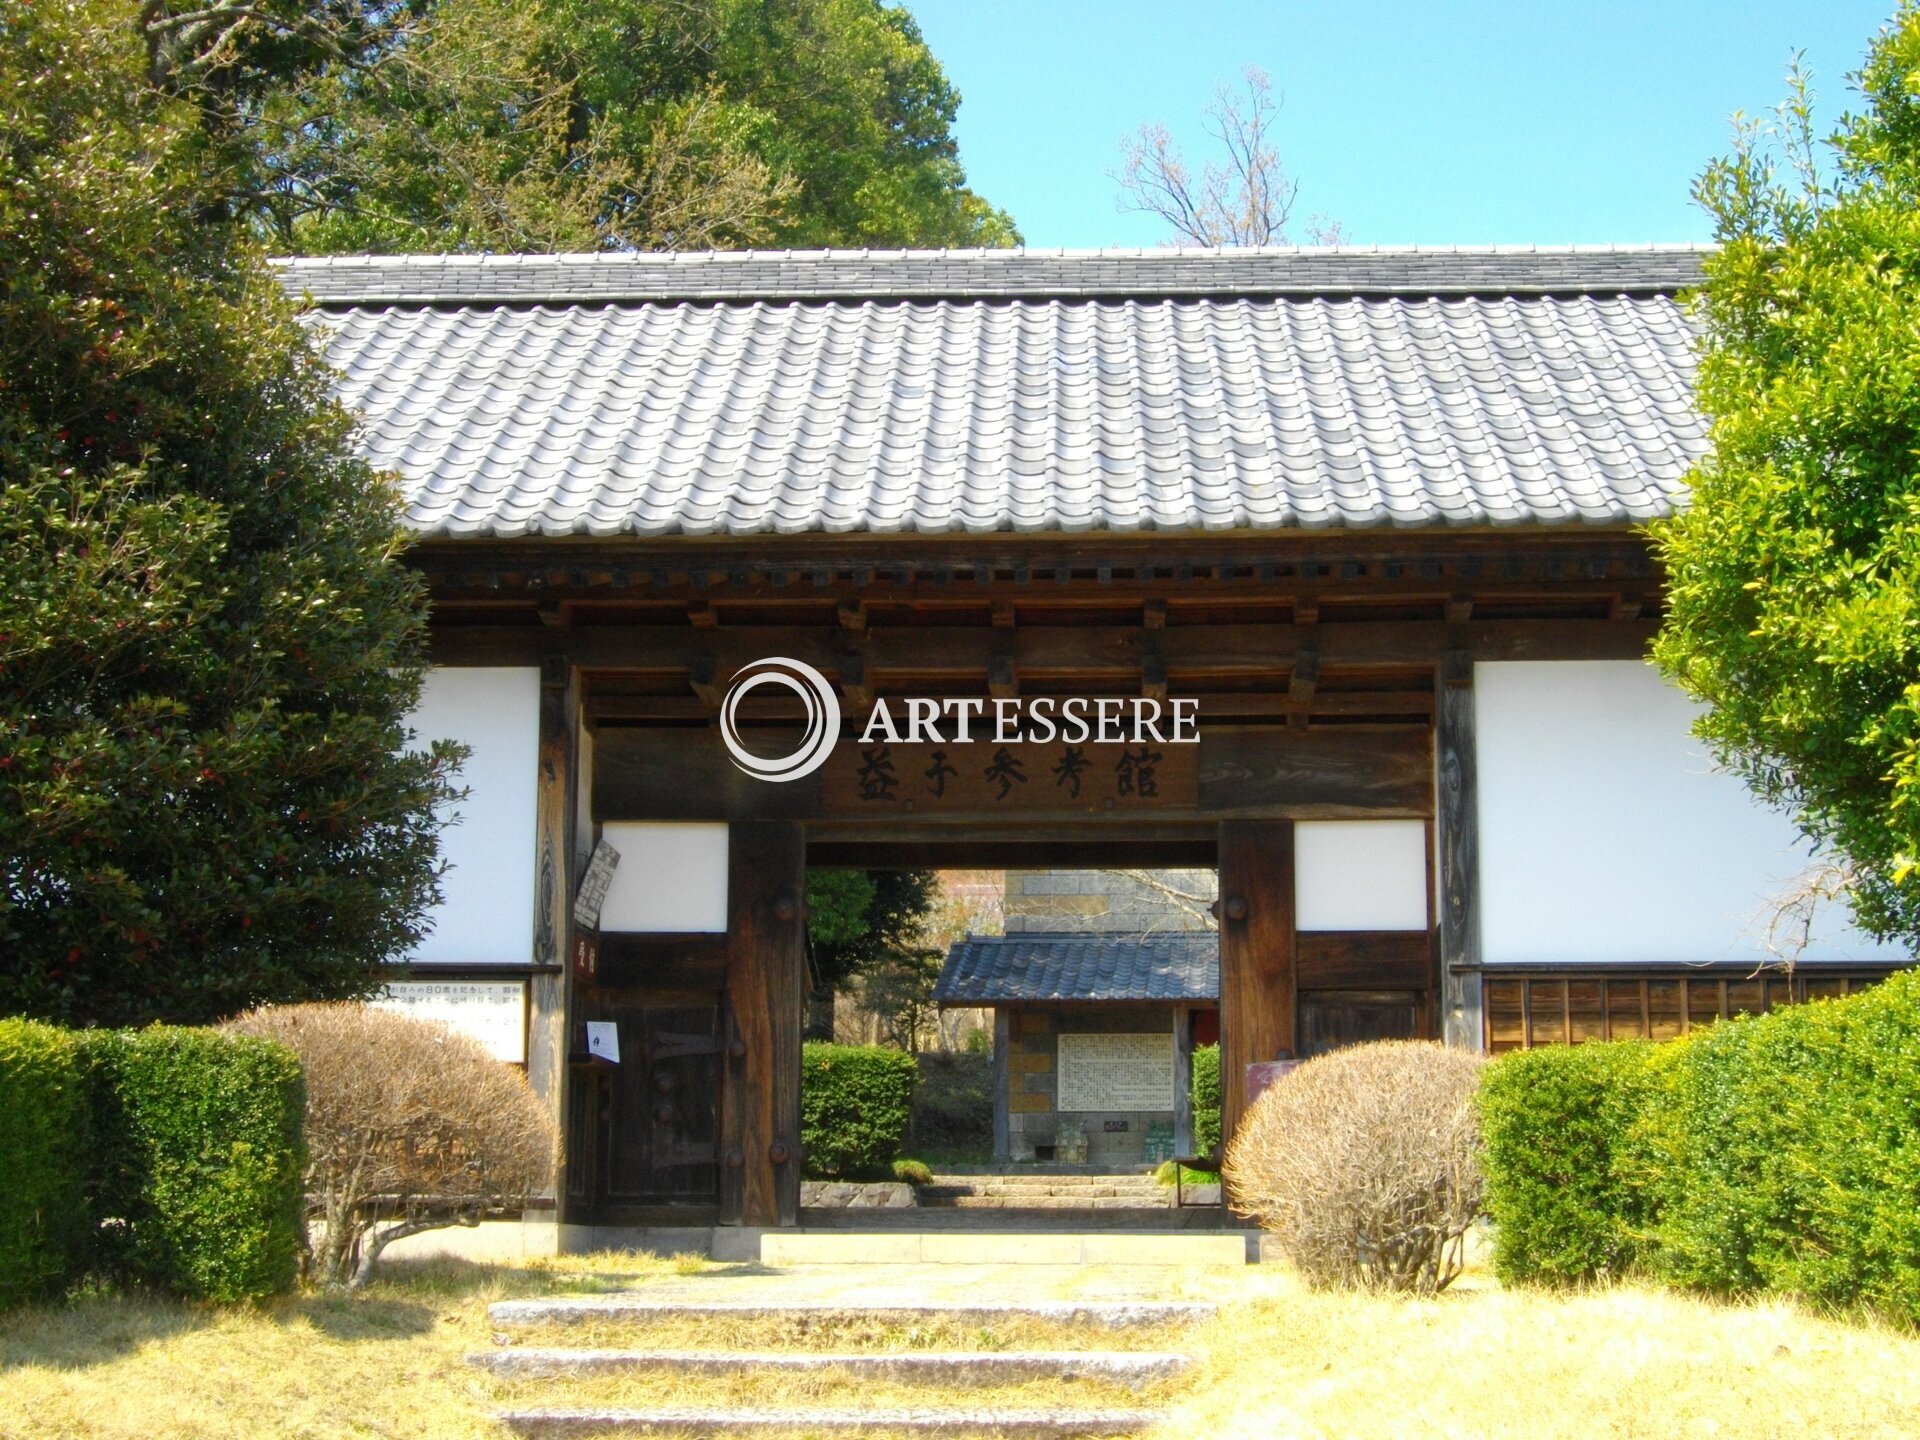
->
[279,245,1710,540]
[936,931,1219,1006]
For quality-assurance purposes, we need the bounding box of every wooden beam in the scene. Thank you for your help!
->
[721,822,806,1227]
[1218,821,1297,1149]
[1296,931,1432,990]
[1436,651,1484,1051]
[593,724,1433,823]
[1172,1005,1194,1157]
[430,617,1658,672]
[992,1009,1012,1163]
[529,659,573,1208]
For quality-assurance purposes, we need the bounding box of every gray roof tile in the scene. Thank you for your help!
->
[285,247,1709,540]
[936,932,1219,1006]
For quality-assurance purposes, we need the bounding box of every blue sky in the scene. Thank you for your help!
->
[907,1,1897,248]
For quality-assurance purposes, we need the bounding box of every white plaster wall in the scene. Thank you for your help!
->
[405,667,541,965]
[597,822,730,933]
[1295,820,1430,931]
[1476,661,1901,964]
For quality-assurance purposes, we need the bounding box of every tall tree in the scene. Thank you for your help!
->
[0,0,459,1027]
[129,0,1017,252]
[804,868,938,1037]
[1653,7,1920,945]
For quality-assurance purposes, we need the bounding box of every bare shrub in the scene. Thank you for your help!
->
[226,1003,556,1288]
[1223,1040,1485,1293]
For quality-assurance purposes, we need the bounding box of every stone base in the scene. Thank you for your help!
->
[799,1181,918,1209]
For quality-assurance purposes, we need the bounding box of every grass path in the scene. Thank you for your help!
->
[1,1253,1917,1438]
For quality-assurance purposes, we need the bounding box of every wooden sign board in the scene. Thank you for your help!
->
[820,740,1197,814]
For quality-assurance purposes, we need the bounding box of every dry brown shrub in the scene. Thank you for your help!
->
[1223,1040,1485,1293]
[226,1002,556,1288]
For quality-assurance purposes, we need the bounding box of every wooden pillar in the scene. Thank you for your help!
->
[527,656,573,1203]
[1216,820,1296,1150]
[1171,1004,1193,1156]
[721,822,806,1227]
[991,1008,1012,1163]
[1437,651,1485,1052]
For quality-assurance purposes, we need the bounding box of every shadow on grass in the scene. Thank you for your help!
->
[0,1248,728,1371]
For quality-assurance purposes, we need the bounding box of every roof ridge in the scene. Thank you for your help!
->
[276,241,1712,266]
[276,245,1712,307]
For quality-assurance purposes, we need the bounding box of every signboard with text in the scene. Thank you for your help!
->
[1056,1032,1177,1112]
[376,980,527,1064]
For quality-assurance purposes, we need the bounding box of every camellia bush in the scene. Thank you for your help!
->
[1224,1041,1485,1293]
[227,1004,555,1288]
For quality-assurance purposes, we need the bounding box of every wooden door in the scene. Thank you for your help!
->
[1297,990,1426,1056]
[567,998,722,1217]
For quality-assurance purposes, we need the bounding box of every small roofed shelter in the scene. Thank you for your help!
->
[937,932,1219,1165]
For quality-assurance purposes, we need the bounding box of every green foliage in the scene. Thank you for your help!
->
[187,0,1017,252]
[87,1027,307,1302]
[0,1019,91,1307]
[800,1042,916,1179]
[890,1158,932,1186]
[1190,1042,1222,1156]
[806,869,941,990]
[1642,972,1920,1318]
[908,1049,991,1156]
[1479,972,1920,1321]
[1478,1041,1664,1286]
[0,0,461,1027]
[1653,5,1920,940]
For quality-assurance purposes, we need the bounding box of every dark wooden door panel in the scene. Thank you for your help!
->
[572,995,722,1212]
[1298,989,1424,1056]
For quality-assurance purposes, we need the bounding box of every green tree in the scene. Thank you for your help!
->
[135,0,1016,252]
[1653,7,1920,943]
[0,0,459,1027]
[804,869,939,1037]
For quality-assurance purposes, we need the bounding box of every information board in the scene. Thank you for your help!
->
[376,980,527,1063]
[1055,1032,1175,1112]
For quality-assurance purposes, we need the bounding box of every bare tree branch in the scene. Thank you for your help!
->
[1115,66,1315,247]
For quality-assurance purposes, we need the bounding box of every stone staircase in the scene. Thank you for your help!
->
[476,1293,1214,1437]
[917,1172,1175,1211]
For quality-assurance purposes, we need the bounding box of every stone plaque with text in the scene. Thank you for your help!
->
[1056,1032,1175,1112]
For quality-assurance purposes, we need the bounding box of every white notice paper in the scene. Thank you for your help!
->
[585,1021,620,1063]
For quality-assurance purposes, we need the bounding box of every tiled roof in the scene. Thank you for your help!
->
[935,931,1219,1006]
[284,246,1710,540]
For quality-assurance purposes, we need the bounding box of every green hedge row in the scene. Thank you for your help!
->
[801,1043,916,1179]
[1190,1043,1222,1157]
[1480,969,1920,1321]
[0,1021,306,1307]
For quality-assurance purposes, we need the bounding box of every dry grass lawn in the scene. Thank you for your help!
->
[1174,1272,1920,1440]
[2,1252,1918,1439]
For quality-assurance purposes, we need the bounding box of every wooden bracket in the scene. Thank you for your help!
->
[689,652,722,710]
[1142,650,1169,704]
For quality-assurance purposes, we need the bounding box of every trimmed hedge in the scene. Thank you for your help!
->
[801,1043,916,1179]
[0,1020,92,1306]
[87,1028,307,1301]
[1645,972,1920,1317]
[1479,1039,1663,1285]
[1191,1043,1222,1157]
[1481,970,1920,1322]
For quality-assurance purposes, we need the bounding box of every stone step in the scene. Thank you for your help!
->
[919,1186,1168,1200]
[756,1231,1246,1266]
[469,1347,1191,1387]
[496,1405,1159,1438]
[919,1195,1169,1210]
[490,1296,1220,1329]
